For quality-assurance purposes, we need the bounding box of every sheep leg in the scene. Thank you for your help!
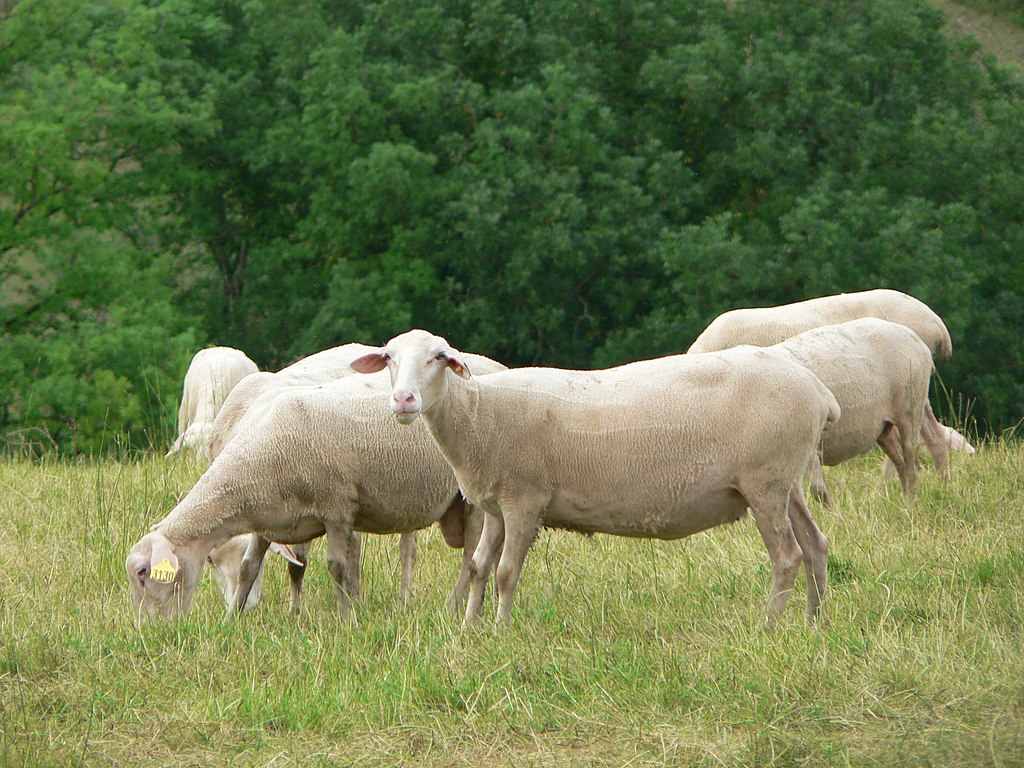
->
[465,512,504,626]
[325,523,359,621]
[880,456,898,486]
[347,532,362,602]
[787,484,829,625]
[229,534,270,615]
[920,403,951,477]
[449,505,484,613]
[747,490,802,627]
[493,501,544,623]
[399,532,417,604]
[878,422,919,502]
[897,414,921,501]
[807,454,831,508]
[287,542,310,614]
[877,424,910,490]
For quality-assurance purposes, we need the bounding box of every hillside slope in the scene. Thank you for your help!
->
[933,0,1024,66]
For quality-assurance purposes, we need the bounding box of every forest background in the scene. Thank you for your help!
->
[2,0,1023,455]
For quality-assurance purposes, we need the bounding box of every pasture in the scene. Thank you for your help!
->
[0,445,1022,766]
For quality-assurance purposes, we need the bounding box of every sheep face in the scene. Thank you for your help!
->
[180,423,213,459]
[125,532,202,620]
[944,426,976,454]
[350,329,470,424]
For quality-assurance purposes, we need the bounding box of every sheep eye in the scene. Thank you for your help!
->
[435,352,446,361]
[382,353,391,362]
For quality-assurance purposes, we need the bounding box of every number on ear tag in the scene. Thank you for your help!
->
[151,557,178,583]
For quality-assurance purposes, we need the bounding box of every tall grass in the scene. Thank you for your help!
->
[0,445,1021,766]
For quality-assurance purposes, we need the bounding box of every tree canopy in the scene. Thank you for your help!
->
[2,0,1023,453]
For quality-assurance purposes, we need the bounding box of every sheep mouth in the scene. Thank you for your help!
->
[393,410,419,425]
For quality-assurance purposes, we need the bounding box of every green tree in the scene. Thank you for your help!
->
[158,0,345,364]
[613,0,1024,428]
[0,0,202,453]
[4,0,1024,452]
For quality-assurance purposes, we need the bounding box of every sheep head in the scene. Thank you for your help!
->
[125,531,203,621]
[350,329,470,424]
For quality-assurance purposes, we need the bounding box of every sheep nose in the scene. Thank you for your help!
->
[392,390,417,409]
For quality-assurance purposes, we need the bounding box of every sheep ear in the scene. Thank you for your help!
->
[269,542,304,567]
[350,350,388,374]
[149,535,180,584]
[446,352,471,379]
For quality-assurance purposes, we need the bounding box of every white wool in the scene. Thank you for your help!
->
[166,346,258,461]
[368,329,841,626]
[128,352,505,621]
[765,318,939,504]
[688,288,953,359]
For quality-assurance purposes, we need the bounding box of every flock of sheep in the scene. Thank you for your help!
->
[128,288,974,627]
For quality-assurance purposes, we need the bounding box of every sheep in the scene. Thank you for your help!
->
[201,344,375,612]
[687,288,952,359]
[204,344,503,614]
[203,344,379,613]
[166,346,258,461]
[351,330,841,627]
[762,318,940,505]
[126,367,502,622]
[687,288,959,499]
[207,343,376,461]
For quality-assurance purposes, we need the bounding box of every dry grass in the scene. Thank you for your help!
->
[932,0,1024,67]
[0,444,1022,767]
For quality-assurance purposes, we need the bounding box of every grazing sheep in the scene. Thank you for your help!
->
[764,319,940,505]
[352,330,841,627]
[127,371,499,622]
[687,288,952,358]
[205,345,504,614]
[166,346,258,461]
[687,288,959,495]
[204,344,379,613]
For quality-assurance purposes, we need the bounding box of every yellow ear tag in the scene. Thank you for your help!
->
[151,558,178,584]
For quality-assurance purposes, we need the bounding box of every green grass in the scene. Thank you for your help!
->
[1,445,1022,767]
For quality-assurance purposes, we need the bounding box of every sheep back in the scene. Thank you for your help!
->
[160,376,462,546]
[439,347,836,540]
[688,288,952,358]
[208,343,378,461]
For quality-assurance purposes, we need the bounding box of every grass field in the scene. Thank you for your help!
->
[0,442,1022,767]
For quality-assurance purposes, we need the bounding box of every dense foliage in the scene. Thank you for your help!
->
[2,0,1023,453]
